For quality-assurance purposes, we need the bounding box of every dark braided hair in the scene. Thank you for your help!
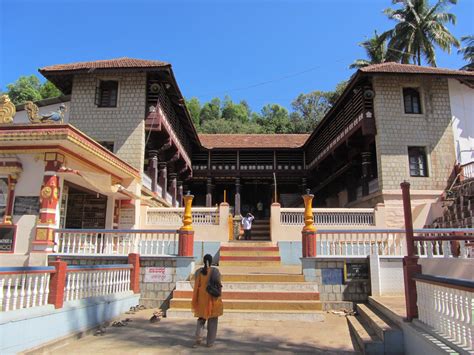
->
[201,254,213,275]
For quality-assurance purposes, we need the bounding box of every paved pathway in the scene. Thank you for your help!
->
[48,309,358,354]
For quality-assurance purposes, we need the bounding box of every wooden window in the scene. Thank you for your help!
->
[403,88,422,114]
[95,80,118,107]
[408,147,428,177]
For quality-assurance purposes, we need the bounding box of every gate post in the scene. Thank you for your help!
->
[302,190,317,257]
[178,191,194,257]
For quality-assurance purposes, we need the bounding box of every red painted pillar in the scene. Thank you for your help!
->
[128,253,140,293]
[48,259,67,309]
[302,231,317,257]
[178,230,194,257]
[401,181,422,321]
[33,153,64,253]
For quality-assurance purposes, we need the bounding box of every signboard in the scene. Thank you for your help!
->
[119,207,135,229]
[0,225,16,253]
[346,263,369,280]
[13,196,40,215]
[144,267,172,283]
[322,268,344,285]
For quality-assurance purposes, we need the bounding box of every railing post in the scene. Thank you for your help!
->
[178,191,194,257]
[128,253,140,293]
[401,181,422,321]
[48,258,67,309]
[302,190,317,257]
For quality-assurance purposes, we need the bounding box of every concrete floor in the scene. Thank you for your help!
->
[45,309,359,354]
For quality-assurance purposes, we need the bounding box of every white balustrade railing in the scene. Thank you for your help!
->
[146,207,219,226]
[317,229,406,257]
[281,208,375,226]
[416,277,473,352]
[54,229,179,256]
[0,267,54,312]
[461,161,474,179]
[64,265,132,302]
[414,229,474,259]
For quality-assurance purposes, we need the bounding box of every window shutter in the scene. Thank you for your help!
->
[94,84,100,106]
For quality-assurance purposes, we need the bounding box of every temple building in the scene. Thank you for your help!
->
[0,57,473,265]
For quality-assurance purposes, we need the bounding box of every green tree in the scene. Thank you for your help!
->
[39,81,62,99]
[186,97,201,127]
[221,96,250,123]
[382,0,460,66]
[458,35,474,70]
[257,104,291,133]
[350,31,388,69]
[7,75,42,105]
[199,97,221,124]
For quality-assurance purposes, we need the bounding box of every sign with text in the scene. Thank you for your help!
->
[0,225,16,253]
[346,263,369,280]
[13,196,40,215]
[144,267,172,283]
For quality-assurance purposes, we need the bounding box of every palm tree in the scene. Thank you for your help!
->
[350,31,388,69]
[382,0,460,66]
[458,35,474,70]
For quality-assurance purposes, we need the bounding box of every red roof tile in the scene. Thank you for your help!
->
[40,57,169,72]
[198,134,309,149]
[359,62,474,76]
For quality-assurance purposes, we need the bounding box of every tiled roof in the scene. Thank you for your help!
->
[359,62,474,76]
[198,134,309,149]
[39,57,169,72]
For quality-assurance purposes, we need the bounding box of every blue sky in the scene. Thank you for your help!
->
[1,0,473,111]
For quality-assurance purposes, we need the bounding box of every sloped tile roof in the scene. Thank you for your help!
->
[359,62,474,76]
[39,57,169,72]
[198,134,309,149]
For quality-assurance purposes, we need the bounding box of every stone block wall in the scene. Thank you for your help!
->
[69,72,147,170]
[302,258,370,310]
[139,258,177,309]
[373,75,455,191]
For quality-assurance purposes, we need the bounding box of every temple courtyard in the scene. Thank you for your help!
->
[38,310,357,354]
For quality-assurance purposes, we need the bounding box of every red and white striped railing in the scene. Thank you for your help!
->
[64,265,132,302]
[0,267,55,312]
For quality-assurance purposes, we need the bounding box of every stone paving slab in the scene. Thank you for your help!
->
[41,309,358,354]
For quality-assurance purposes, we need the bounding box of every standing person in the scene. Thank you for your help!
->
[256,201,263,218]
[191,254,223,348]
[241,212,255,240]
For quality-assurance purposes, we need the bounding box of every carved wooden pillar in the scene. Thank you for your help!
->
[158,163,167,200]
[361,151,372,196]
[3,174,18,224]
[168,173,177,206]
[235,178,241,216]
[206,178,213,207]
[177,181,183,207]
[33,152,64,252]
[148,150,159,193]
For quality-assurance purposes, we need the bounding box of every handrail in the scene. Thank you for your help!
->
[0,266,55,274]
[414,274,474,291]
[67,264,133,271]
[55,228,179,233]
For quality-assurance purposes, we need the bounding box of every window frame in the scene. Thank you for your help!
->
[408,146,429,177]
[403,88,422,115]
[95,80,119,108]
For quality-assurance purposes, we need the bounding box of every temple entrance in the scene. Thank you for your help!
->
[62,184,107,229]
[241,180,272,218]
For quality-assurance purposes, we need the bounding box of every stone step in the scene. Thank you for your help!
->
[347,315,384,355]
[220,250,280,257]
[356,303,404,354]
[166,308,325,322]
[170,298,323,311]
[176,280,319,292]
[219,260,281,267]
[220,246,279,252]
[221,242,275,247]
[172,290,320,301]
[220,273,306,282]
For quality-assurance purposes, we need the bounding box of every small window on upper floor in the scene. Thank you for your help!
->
[98,141,114,153]
[403,88,422,114]
[408,146,428,177]
[95,80,118,108]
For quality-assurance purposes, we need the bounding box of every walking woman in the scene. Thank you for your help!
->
[191,254,223,348]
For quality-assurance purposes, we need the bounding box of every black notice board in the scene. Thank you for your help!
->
[346,263,369,280]
[14,196,40,215]
[0,225,16,253]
